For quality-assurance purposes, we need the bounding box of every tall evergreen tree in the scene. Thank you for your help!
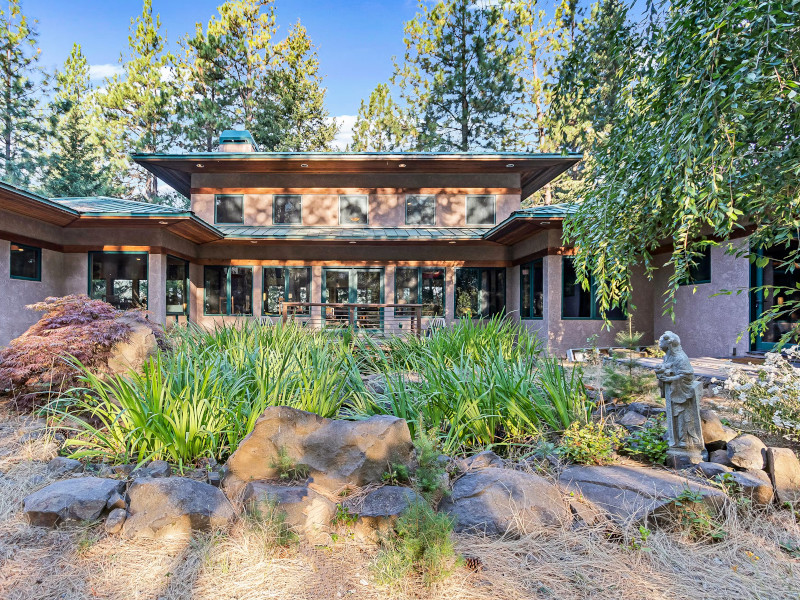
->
[44,44,117,197]
[258,22,337,151]
[350,83,412,152]
[102,0,176,201]
[0,0,45,185]
[394,0,520,152]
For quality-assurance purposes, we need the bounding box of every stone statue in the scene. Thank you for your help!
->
[654,331,706,467]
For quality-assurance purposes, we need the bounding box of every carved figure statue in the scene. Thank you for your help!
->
[654,331,705,466]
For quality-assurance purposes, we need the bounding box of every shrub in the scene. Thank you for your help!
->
[0,295,165,409]
[556,421,621,465]
[372,500,460,586]
[602,326,657,403]
[412,425,449,501]
[671,488,727,542]
[620,416,668,464]
[722,347,800,439]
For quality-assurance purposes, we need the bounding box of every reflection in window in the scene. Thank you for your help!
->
[455,267,505,318]
[90,252,148,310]
[520,259,543,319]
[562,257,626,320]
[214,194,244,224]
[406,195,436,225]
[10,243,41,281]
[466,195,496,225]
[273,195,302,224]
[166,256,189,316]
[203,266,253,315]
[395,267,445,316]
[339,195,368,225]
[680,246,712,285]
[263,267,311,314]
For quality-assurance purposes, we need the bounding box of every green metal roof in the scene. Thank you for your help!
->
[132,151,583,160]
[513,203,578,217]
[52,197,190,216]
[217,225,489,241]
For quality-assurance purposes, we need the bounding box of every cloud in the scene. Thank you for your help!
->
[331,115,357,151]
[89,64,123,81]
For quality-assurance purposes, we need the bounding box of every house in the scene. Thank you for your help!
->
[0,131,793,357]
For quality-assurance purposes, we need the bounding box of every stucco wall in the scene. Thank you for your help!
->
[651,239,750,357]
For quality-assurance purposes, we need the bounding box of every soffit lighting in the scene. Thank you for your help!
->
[398,163,407,168]
[158,220,169,225]
[250,240,258,244]
[506,163,515,168]
[349,241,357,244]
[196,163,204,168]
[538,222,550,226]
[448,241,457,244]
[300,163,309,168]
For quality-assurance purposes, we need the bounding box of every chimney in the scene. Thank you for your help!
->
[218,130,259,153]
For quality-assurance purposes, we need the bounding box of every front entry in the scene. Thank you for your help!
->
[322,268,384,328]
[750,243,800,351]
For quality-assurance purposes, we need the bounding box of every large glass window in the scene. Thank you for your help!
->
[520,259,544,319]
[455,267,505,318]
[680,246,712,285]
[263,267,311,315]
[10,243,41,281]
[90,252,148,310]
[203,266,253,315]
[166,256,189,316]
[466,195,496,225]
[405,195,436,225]
[215,194,244,224]
[751,243,800,350]
[323,268,383,325]
[273,195,302,225]
[339,195,368,225]
[395,267,445,316]
[562,257,626,320]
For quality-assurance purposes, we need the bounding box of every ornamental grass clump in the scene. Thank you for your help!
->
[722,347,800,440]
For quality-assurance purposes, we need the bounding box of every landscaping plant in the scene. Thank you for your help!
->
[603,324,657,403]
[556,420,621,465]
[620,416,668,464]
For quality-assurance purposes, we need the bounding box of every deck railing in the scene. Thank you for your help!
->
[279,302,425,336]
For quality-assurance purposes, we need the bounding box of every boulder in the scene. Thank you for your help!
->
[558,465,725,524]
[728,469,774,506]
[224,406,414,494]
[123,477,235,539]
[354,486,424,542]
[242,481,336,544]
[766,447,800,505]
[106,491,126,510]
[133,460,171,479]
[727,434,767,470]
[458,450,505,471]
[628,402,666,418]
[47,457,83,477]
[700,409,734,451]
[695,461,732,479]
[23,477,123,527]
[617,411,648,429]
[709,449,734,468]
[105,508,127,534]
[440,467,570,536]
[106,315,159,376]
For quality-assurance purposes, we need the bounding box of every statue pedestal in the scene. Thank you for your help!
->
[666,447,705,469]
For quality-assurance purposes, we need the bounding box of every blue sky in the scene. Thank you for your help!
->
[26,0,422,147]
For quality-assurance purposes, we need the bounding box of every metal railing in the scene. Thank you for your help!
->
[279,302,425,336]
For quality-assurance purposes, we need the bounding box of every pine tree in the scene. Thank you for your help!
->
[259,22,338,151]
[44,44,118,197]
[394,0,520,152]
[350,83,412,152]
[102,0,176,201]
[0,0,45,185]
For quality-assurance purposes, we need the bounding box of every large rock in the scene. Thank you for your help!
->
[23,477,123,526]
[354,486,423,542]
[47,457,83,478]
[729,469,774,506]
[242,481,336,544]
[700,409,736,451]
[727,434,767,470]
[766,447,800,505]
[695,461,732,479]
[225,406,414,494]
[123,477,235,539]
[558,465,725,524]
[106,315,159,376]
[458,450,505,471]
[132,460,171,479]
[709,449,734,468]
[617,411,648,430]
[440,467,569,536]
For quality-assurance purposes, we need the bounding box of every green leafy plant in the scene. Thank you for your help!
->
[556,421,621,465]
[270,447,309,482]
[603,325,657,403]
[382,463,410,485]
[629,525,652,552]
[621,416,668,464]
[412,425,449,501]
[372,500,460,587]
[671,489,726,543]
[332,504,358,527]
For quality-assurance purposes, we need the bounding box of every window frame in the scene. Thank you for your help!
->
[88,251,149,309]
[561,257,627,321]
[338,195,369,226]
[9,242,42,282]
[679,246,712,286]
[394,266,446,317]
[262,266,312,315]
[214,194,244,225]
[519,258,544,320]
[165,255,190,317]
[405,194,436,226]
[465,194,497,226]
[203,265,254,316]
[272,194,303,225]
[454,266,506,319]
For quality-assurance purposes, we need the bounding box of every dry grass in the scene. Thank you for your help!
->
[1,409,800,600]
